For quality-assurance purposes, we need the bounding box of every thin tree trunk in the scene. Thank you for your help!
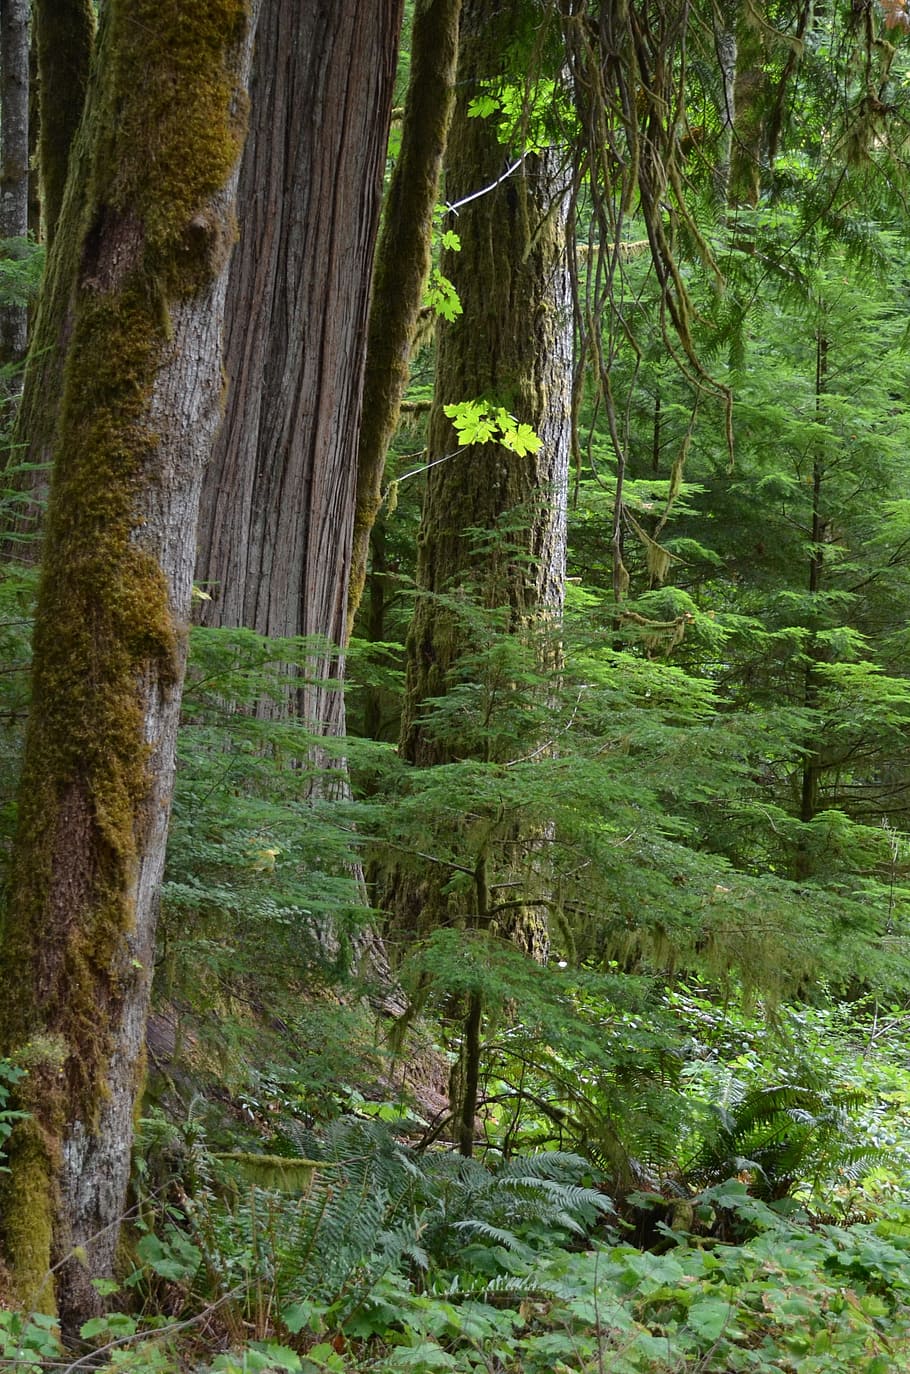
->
[347,0,461,639]
[0,0,30,369]
[0,0,95,559]
[0,0,258,1327]
[713,8,736,209]
[34,0,93,247]
[195,0,403,740]
[795,330,828,880]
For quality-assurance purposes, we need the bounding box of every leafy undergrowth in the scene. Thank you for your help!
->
[7,1145,910,1373]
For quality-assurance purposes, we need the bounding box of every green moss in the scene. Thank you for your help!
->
[1,1123,57,1313]
[36,0,95,246]
[100,0,249,283]
[1,287,178,1106]
[0,1039,67,1314]
[0,0,254,1306]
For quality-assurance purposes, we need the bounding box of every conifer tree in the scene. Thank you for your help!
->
[390,0,572,931]
[195,0,403,740]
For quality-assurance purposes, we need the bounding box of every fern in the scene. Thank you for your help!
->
[686,1077,884,1203]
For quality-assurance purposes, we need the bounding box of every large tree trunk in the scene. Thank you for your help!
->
[347,0,462,639]
[399,5,572,776]
[195,0,403,739]
[0,0,258,1328]
[386,0,572,1151]
[0,0,30,369]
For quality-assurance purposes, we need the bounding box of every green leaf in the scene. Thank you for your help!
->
[467,95,499,119]
[91,1277,121,1297]
[136,1229,202,1282]
[501,422,543,456]
[80,1313,137,1340]
[686,1297,735,1342]
[281,1300,319,1335]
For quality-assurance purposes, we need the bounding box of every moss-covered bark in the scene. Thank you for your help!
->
[0,0,258,1327]
[34,0,94,247]
[347,0,462,639]
[399,3,571,761]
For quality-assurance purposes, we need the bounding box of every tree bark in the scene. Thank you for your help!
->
[34,0,94,247]
[347,0,462,640]
[400,12,572,771]
[0,0,258,1327]
[713,8,736,209]
[388,0,572,956]
[195,0,404,739]
[0,0,30,368]
[0,0,95,558]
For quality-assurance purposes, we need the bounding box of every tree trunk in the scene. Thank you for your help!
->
[0,0,258,1327]
[0,0,30,369]
[195,0,403,740]
[347,0,462,639]
[399,6,572,776]
[34,0,94,247]
[713,7,736,209]
[0,0,95,558]
[386,0,572,976]
[795,330,829,880]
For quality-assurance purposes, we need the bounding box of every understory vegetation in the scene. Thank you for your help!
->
[4,457,910,1368]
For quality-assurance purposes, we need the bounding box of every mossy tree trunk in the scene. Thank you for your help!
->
[398,5,571,774]
[0,0,30,369]
[195,0,403,739]
[399,6,571,772]
[0,0,258,1327]
[347,0,462,639]
[1,0,95,557]
[34,0,94,247]
[387,0,572,1149]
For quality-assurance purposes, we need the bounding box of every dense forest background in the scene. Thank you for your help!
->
[3,0,910,1368]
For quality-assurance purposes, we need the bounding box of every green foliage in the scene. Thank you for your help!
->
[0,1059,27,1171]
[0,238,44,309]
[154,626,382,1067]
[442,399,542,454]
[0,1309,62,1373]
[685,1077,882,1203]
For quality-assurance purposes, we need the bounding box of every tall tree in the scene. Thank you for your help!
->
[1,0,95,555]
[0,0,259,1326]
[0,0,30,370]
[397,2,572,780]
[195,0,403,739]
[347,0,462,639]
[385,0,572,1152]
